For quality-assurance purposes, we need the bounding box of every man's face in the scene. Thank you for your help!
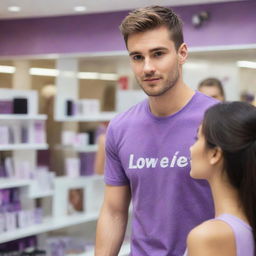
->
[127,26,186,97]
[199,86,224,101]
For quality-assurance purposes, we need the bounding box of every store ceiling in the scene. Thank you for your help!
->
[0,0,244,19]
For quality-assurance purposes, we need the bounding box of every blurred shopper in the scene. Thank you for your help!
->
[94,133,106,175]
[198,77,225,101]
[240,91,255,106]
[95,6,217,256]
[94,122,109,175]
[185,102,256,256]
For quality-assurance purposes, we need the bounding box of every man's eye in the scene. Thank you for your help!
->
[132,55,143,61]
[154,51,164,57]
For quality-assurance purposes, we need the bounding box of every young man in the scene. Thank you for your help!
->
[198,78,225,101]
[95,6,217,256]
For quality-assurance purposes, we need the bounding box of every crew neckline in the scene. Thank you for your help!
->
[145,90,198,121]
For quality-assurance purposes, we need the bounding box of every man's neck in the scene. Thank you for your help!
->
[148,83,195,117]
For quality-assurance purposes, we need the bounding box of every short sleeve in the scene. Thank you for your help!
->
[104,123,130,186]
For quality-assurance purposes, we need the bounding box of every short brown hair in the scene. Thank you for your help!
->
[119,6,184,51]
[198,78,225,99]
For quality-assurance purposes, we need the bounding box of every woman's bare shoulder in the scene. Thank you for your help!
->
[186,219,236,256]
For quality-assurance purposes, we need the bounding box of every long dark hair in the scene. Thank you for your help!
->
[202,101,256,244]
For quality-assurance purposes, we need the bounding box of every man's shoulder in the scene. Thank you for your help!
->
[194,91,219,106]
[110,100,147,127]
[187,91,219,115]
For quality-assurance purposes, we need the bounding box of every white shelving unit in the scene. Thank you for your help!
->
[28,188,54,199]
[53,175,104,218]
[0,178,31,189]
[68,241,131,256]
[0,178,53,198]
[55,112,117,122]
[0,114,47,120]
[55,144,98,153]
[0,175,104,244]
[0,212,99,244]
[0,143,48,151]
[51,61,137,254]
[75,144,98,153]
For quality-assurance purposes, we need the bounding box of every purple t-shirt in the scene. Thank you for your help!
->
[105,91,216,256]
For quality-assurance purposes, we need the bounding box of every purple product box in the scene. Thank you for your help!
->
[79,152,95,176]
[0,164,6,178]
[0,100,13,114]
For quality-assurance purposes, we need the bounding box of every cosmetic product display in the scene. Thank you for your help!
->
[0,188,43,232]
[65,99,100,117]
[13,98,28,114]
[0,122,45,145]
[0,88,108,251]
[65,158,80,178]
[0,100,13,114]
[66,100,73,116]
[61,131,89,147]
[46,236,93,256]
[33,121,46,144]
[80,152,95,176]
[0,236,46,255]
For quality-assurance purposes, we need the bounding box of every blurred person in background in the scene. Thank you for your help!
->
[240,91,255,106]
[198,77,225,101]
[94,122,109,175]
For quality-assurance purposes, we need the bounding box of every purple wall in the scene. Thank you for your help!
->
[0,1,255,57]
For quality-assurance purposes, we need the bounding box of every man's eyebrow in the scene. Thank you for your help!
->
[129,51,141,56]
[149,47,168,53]
[129,47,168,56]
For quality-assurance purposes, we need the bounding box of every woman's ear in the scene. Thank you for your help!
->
[209,147,223,166]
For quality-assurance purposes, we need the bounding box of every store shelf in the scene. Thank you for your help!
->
[68,241,130,256]
[0,114,47,120]
[28,189,54,199]
[55,175,103,189]
[0,143,48,151]
[0,178,31,189]
[56,112,117,122]
[55,144,98,153]
[0,212,99,244]
[75,144,98,153]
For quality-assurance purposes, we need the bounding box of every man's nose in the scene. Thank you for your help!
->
[143,58,156,75]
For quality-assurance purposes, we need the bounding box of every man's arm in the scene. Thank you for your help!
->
[95,184,131,256]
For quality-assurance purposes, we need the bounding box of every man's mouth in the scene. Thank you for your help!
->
[143,77,161,82]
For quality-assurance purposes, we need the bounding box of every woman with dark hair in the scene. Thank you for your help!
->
[184,101,256,256]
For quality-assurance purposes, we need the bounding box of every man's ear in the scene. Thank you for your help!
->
[178,43,188,64]
[209,147,223,166]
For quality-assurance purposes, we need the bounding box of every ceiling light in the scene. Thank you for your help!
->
[74,6,87,12]
[30,68,59,77]
[0,65,118,80]
[237,61,256,69]
[8,6,21,12]
[0,65,16,74]
[78,72,99,79]
[99,73,119,81]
